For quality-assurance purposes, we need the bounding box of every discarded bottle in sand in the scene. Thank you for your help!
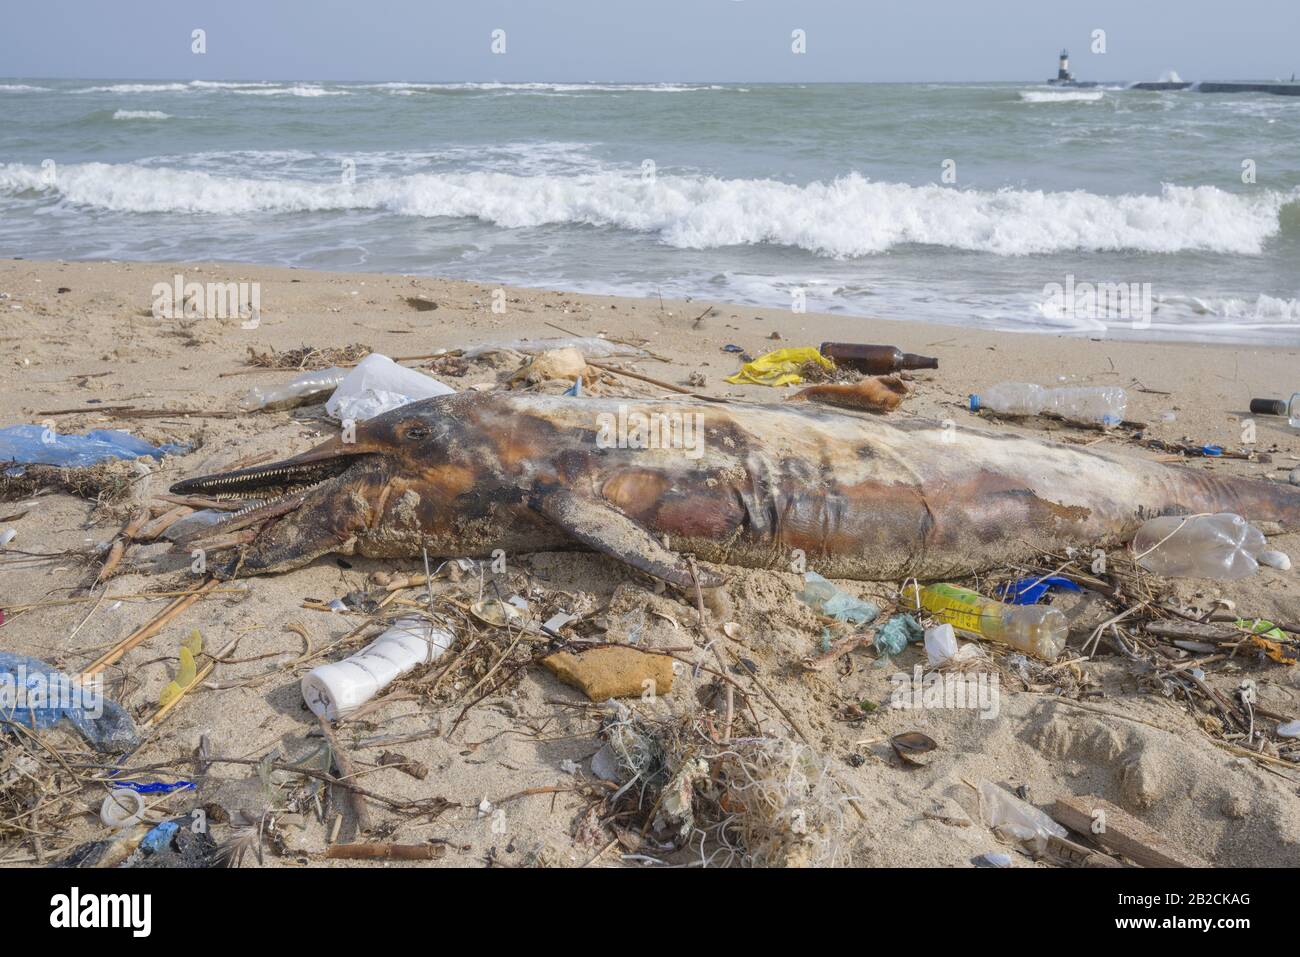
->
[302,617,455,720]
[1131,513,1265,580]
[819,342,938,374]
[239,367,349,412]
[1249,393,1300,429]
[969,383,1127,428]
[904,583,1067,660]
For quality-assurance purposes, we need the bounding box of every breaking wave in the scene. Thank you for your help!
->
[1019,89,1105,103]
[355,81,728,94]
[1,162,1294,257]
[112,110,171,120]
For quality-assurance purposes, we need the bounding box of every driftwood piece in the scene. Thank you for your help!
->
[318,715,373,836]
[1052,795,1207,868]
[324,843,445,861]
[1143,620,1238,642]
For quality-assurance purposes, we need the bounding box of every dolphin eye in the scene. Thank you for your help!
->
[406,425,431,439]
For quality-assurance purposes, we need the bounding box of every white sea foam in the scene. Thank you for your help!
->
[1,163,1293,258]
[73,83,191,94]
[358,81,726,95]
[232,85,348,96]
[0,84,49,92]
[188,81,279,90]
[69,81,345,96]
[1019,89,1105,103]
[112,110,171,120]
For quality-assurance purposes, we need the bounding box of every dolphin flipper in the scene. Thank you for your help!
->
[531,487,723,588]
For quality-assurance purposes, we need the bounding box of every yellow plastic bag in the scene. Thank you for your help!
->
[724,347,833,387]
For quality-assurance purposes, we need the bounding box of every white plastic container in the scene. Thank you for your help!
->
[302,617,455,720]
[1131,513,1266,580]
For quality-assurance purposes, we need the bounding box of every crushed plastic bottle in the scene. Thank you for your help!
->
[797,572,880,626]
[1131,513,1265,580]
[969,383,1127,427]
[238,367,348,412]
[464,336,643,360]
[904,582,1067,660]
[979,782,1067,852]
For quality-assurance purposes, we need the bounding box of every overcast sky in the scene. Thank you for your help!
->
[3,0,1297,83]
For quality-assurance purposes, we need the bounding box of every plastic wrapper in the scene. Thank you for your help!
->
[324,354,454,422]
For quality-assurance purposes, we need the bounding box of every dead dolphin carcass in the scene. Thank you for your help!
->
[170,392,1300,583]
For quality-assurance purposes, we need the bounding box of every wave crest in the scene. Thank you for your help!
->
[0,162,1291,256]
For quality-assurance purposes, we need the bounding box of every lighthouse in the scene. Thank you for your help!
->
[1047,47,1090,85]
[1057,48,1073,82]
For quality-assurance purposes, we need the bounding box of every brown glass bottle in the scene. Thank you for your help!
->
[819,342,939,374]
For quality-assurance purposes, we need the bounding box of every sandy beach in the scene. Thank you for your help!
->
[2,256,1299,868]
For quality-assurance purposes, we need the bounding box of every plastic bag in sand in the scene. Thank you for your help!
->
[325,354,454,422]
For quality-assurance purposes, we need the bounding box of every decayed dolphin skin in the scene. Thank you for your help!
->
[170,391,1300,583]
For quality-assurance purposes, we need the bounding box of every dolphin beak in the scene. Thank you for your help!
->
[170,434,373,497]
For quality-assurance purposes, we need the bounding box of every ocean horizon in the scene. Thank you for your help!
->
[3,76,1298,344]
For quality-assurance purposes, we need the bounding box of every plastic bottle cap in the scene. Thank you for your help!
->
[969,395,980,411]
[1249,398,1288,416]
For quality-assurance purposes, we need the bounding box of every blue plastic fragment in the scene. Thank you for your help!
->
[111,780,197,795]
[139,820,181,855]
[0,425,187,470]
[997,575,1082,605]
[1200,445,1223,457]
[564,376,583,397]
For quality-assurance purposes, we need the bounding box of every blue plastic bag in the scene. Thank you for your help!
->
[874,613,924,657]
[0,651,139,752]
[0,425,186,469]
[996,575,1082,605]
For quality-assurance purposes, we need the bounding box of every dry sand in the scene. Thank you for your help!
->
[2,257,1299,868]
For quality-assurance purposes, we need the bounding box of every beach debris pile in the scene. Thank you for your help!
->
[2,330,1298,870]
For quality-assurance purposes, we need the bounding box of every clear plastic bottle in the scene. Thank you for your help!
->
[1131,513,1265,580]
[904,582,1068,660]
[969,383,1127,427]
[239,367,349,412]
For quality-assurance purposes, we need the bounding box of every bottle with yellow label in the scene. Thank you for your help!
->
[903,583,1067,660]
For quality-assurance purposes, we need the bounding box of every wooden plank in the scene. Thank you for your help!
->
[1052,795,1207,868]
